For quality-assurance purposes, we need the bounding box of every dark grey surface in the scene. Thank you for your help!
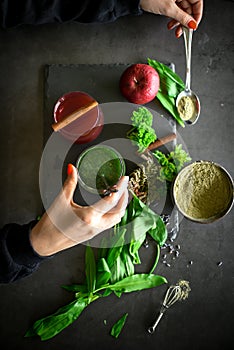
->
[0,1,234,349]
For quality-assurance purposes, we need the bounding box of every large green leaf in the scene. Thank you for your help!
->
[107,274,167,293]
[25,298,89,341]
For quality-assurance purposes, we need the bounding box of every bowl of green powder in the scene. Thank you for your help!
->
[172,161,233,223]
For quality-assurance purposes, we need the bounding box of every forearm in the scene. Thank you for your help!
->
[0,221,49,283]
[30,213,77,256]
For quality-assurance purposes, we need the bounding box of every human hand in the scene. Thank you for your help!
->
[30,164,129,256]
[140,0,203,37]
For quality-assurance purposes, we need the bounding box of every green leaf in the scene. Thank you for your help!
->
[97,237,109,260]
[110,313,128,338]
[25,298,89,341]
[96,258,111,287]
[119,207,128,226]
[156,91,185,127]
[129,195,167,246]
[85,245,96,293]
[129,234,146,265]
[148,59,184,91]
[107,274,167,293]
[106,231,125,270]
[121,245,135,277]
[148,216,167,246]
[110,254,126,284]
[147,58,185,127]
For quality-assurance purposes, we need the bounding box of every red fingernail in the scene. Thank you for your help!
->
[188,20,197,30]
[67,163,73,176]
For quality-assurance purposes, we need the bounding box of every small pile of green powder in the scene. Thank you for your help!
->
[177,96,196,121]
[174,162,233,220]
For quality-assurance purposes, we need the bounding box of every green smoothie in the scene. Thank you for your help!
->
[77,145,126,193]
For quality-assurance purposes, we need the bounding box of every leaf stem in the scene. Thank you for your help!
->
[149,243,160,274]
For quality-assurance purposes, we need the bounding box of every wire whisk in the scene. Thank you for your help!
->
[148,280,191,334]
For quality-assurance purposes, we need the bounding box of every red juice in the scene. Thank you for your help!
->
[53,91,103,144]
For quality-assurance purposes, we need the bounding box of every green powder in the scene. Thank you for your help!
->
[174,162,233,220]
[177,96,196,121]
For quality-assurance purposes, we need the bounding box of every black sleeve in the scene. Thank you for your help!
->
[0,221,50,283]
[0,0,143,28]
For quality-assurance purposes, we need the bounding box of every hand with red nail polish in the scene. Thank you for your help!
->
[140,0,203,37]
[30,164,129,256]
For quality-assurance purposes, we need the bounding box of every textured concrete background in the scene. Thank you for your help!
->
[0,1,234,349]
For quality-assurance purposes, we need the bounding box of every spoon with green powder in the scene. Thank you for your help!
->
[176,27,200,125]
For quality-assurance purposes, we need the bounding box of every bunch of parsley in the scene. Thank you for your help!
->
[127,107,157,153]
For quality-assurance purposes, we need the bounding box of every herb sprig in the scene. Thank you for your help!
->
[127,107,157,153]
[153,144,191,182]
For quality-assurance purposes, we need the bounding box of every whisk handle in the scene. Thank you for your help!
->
[148,312,164,334]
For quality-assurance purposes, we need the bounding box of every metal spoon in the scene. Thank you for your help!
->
[176,27,200,125]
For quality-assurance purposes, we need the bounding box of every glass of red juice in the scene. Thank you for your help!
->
[53,91,104,144]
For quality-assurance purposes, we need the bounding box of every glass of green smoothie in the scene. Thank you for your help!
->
[76,145,126,195]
